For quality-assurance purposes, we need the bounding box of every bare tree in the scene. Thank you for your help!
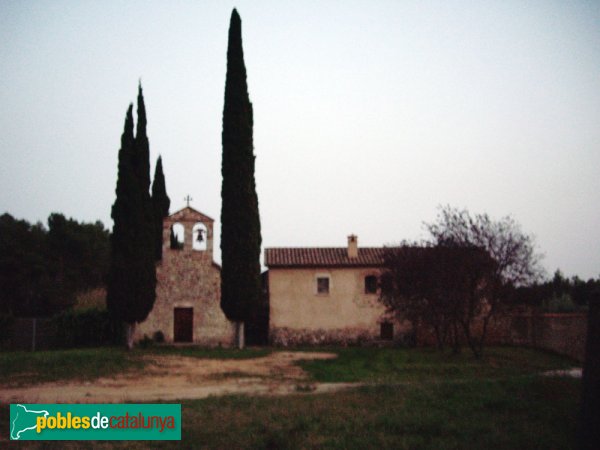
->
[425,206,543,357]
[381,243,497,356]
[380,207,542,358]
[380,243,454,350]
[425,206,543,286]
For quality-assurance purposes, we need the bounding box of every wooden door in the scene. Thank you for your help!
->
[380,322,394,341]
[174,307,193,342]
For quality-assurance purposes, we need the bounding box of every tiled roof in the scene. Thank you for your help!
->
[265,247,385,268]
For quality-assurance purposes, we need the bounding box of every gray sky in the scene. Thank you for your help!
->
[1,1,599,279]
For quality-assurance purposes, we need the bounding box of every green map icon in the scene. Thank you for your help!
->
[10,404,49,440]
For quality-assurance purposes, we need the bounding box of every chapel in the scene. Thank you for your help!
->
[134,206,235,345]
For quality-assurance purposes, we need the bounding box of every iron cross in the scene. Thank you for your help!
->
[184,195,193,207]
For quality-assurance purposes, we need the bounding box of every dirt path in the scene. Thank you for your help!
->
[0,351,360,404]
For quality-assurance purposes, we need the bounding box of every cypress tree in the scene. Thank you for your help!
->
[133,84,157,334]
[220,9,262,349]
[134,83,151,192]
[107,85,157,349]
[107,104,136,346]
[151,155,170,260]
[169,226,182,250]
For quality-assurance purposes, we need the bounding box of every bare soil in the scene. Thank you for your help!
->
[0,351,359,404]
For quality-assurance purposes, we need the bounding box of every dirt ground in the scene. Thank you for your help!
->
[0,351,360,404]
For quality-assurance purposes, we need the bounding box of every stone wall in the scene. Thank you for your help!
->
[414,312,588,361]
[135,207,235,346]
[270,326,416,346]
[500,313,588,362]
[270,326,380,346]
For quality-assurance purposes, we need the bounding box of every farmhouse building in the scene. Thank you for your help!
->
[265,235,408,345]
[134,207,235,345]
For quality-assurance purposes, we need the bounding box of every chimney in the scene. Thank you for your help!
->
[347,234,358,259]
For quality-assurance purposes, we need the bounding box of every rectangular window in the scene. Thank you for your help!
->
[317,277,330,294]
[365,275,378,294]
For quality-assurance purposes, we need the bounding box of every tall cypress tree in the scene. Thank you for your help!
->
[107,104,136,346]
[220,9,262,349]
[107,85,157,349]
[133,84,157,332]
[134,83,151,192]
[151,155,170,260]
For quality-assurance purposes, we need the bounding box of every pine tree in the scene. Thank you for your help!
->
[220,9,262,349]
[107,85,157,349]
[151,155,170,260]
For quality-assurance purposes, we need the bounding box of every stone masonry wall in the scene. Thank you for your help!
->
[414,312,588,361]
[502,313,587,362]
[270,326,414,347]
[135,207,235,346]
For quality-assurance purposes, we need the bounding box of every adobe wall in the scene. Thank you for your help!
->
[268,267,410,345]
[135,208,235,346]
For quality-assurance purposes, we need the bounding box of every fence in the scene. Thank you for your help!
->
[4,310,122,351]
[8,317,57,351]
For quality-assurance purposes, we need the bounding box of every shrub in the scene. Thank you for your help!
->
[137,334,154,348]
[52,308,123,348]
[0,313,14,347]
[153,330,165,343]
[542,293,586,313]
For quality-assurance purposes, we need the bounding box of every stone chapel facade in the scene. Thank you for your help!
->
[134,207,235,345]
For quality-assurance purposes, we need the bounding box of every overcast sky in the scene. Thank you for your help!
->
[1,1,599,279]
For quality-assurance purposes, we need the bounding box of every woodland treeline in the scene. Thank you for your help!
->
[0,212,110,317]
[515,270,600,312]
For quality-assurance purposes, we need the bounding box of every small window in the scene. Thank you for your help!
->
[365,275,378,294]
[317,277,330,294]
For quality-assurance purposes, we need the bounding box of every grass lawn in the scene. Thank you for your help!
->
[139,345,271,360]
[0,347,142,386]
[0,346,270,386]
[179,377,581,450]
[0,346,582,449]
[298,346,577,383]
[0,378,580,449]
